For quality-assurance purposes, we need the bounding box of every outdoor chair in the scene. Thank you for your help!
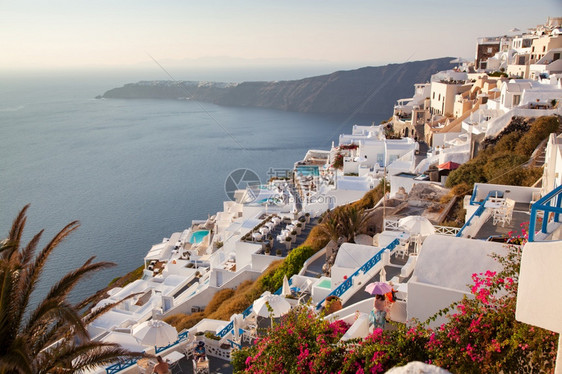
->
[192,357,209,374]
[492,199,514,227]
[395,239,409,259]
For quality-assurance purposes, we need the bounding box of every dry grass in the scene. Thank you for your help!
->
[165,260,285,329]
[164,311,205,331]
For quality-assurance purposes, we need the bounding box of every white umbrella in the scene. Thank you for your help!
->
[132,320,178,348]
[252,292,291,318]
[282,275,291,297]
[398,216,435,236]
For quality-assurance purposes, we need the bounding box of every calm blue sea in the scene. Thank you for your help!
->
[0,69,387,305]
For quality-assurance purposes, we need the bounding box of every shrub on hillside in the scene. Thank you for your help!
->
[259,246,316,292]
[493,131,523,153]
[516,116,559,157]
[353,179,387,210]
[482,151,528,185]
[164,311,205,331]
[445,157,488,188]
[204,288,235,315]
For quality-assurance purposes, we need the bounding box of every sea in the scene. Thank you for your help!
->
[0,67,388,307]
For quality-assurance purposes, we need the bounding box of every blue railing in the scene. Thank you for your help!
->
[529,185,562,242]
[105,330,190,373]
[315,238,399,310]
[106,358,139,374]
[217,278,292,338]
[457,191,500,237]
[155,329,190,353]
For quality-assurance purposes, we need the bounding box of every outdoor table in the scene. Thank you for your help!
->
[164,350,184,364]
[484,201,503,209]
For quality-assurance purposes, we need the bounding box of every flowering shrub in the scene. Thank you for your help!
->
[424,230,559,373]
[232,306,350,373]
[233,227,559,373]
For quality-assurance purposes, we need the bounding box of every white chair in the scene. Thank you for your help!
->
[395,239,409,259]
[492,199,514,227]
[192,357,209,374]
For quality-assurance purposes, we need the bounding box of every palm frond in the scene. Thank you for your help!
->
[82,292,142,325]
[3,204,30,261]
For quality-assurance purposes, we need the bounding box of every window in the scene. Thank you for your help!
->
[543,46,546,52]
[487,47,493,53]
[432,92,435,99]
[532,46,535,52]
[513,95,521,106]
[518,56,526,65]
[554,53,560,61]
[376,153,384,166]
[438,94,441,101]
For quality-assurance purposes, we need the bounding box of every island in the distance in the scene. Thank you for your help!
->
[98,57,454,115]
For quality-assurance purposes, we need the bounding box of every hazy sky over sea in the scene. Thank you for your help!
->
[2,0,560,72]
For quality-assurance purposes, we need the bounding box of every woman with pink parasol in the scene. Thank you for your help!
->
[365,282,392,329]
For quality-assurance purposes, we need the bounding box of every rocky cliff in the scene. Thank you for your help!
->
[100,57,454,115]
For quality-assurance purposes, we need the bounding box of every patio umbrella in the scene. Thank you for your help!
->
[132,320,178,349]
[365,282,392,296]
[253,292,291,318]
[437,161,460,170]
[399,216,436,236]
[282,275,291,297]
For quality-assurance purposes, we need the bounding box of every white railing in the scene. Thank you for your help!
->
[434,226,461,235]
[383,219,459,236]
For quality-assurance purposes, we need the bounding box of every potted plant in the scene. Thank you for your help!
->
[325,295,342,315]
[276,248,283,256]
[284,237,292,250]
[265,244,271,255]
[267,234,274,247]
[290,230,297,241]
[296,223,302,235]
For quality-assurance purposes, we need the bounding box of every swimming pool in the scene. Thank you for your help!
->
[317,279,331,289]
[189,230,209,244]
[296,165,319,177]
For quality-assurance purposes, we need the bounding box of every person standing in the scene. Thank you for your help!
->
[369,294,388,329]
[152,356,170,374]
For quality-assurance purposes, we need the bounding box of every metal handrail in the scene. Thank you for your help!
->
[104,330,190,373]
[315,238,399,310]
[529,185,562,242]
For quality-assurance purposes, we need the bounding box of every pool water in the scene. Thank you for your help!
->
[296,165,320,177]
[189,230,210,244]
[317,279,331,289]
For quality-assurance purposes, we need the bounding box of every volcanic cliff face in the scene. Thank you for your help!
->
[100,57,454,115]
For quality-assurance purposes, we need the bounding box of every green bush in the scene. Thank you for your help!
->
[446,116,560,190]
[259,245,316,292]
[483,151,528,185]
[516,116,559,157]
[445,157,488,188]
[493,131,523,153]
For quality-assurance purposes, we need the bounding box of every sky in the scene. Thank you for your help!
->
[2,0,561,73]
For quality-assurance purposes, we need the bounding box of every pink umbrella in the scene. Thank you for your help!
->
[365,282,392,295]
